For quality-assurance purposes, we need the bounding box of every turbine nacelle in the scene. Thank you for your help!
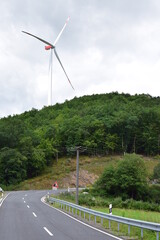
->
[45,45,54,50]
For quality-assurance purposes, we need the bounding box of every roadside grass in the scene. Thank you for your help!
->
[14,157,76,190]
[50,194,159,240]
[93,207,160,240]
[80,155,122,176]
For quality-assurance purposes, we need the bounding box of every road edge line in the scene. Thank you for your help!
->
[41,195,123,240]
[0,193,11,207]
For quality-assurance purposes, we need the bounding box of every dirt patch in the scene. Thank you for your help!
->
[61,169,98,188]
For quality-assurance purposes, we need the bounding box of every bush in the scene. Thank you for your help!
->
[78,194,96,207]
[112,197,123,208]
[148,185,160,204]
[93,165,117,197]
[93,154,148,200]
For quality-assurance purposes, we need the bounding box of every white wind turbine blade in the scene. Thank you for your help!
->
[22,31,54,48]
[54,48,74,90]
[53,16,70,46]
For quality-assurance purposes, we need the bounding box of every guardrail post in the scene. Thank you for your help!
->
[84,212,85,220]
[72,207,73,214]
[95,216,96,224]
[118,223,120,232]
[109,220,111,229]
[89,214,91,222]
[69,206,70,213]
[79,211,81,217]
[141,228,143,239]
[101,217,103,225]
[128,225,130,235]
[157,232,159,240]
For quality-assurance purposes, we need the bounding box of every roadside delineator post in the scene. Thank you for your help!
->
[109,204,112,214]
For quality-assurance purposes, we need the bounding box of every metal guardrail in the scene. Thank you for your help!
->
[47,197,160,240]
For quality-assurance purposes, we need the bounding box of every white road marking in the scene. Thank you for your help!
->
[32,212,37,218]
[22,198,24,200]
[41,196,123,240]
[0,193,11,207]
[27,205,30,208]
[24,201,26,203]
[43,227,53,236]
[25,194,27,197]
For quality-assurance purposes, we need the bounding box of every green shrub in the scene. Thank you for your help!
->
[149,185,160,204]
[93,154,148,200]
[112,197,123,208]
[78,194,96,206]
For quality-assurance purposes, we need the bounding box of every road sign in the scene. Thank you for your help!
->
[52,181,58,190]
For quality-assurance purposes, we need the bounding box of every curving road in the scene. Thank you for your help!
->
[0,190,122,240]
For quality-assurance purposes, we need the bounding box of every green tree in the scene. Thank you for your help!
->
[38,139,57,166]
[105,133,119,154]
[153,162,160,179]
[19,136,46,177]
[94,165,116,196]
[28,148,46,177]
[93,154,148,200]
[0,147,27,185]
[116,154,148,199]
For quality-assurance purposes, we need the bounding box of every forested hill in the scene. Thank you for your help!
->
[0,92,160,186]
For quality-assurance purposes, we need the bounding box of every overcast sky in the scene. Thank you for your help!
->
[1,0,160,118]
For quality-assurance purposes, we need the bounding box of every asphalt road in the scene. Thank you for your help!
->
[0,190,123,240]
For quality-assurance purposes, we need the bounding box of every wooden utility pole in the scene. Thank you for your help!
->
[76,147,80,205]
[69,146,86,205]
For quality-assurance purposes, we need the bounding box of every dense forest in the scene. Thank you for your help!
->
[0,92,160,185]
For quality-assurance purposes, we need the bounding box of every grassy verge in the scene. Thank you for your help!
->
[98,207,160,223]
[51,192,160,240]
[92,207,159,240]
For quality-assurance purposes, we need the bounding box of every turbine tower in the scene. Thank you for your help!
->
[22,17,74,106]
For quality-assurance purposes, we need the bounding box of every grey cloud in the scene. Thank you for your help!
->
[0,0,160,118]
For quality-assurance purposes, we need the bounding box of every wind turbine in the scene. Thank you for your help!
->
[22,17,74,106]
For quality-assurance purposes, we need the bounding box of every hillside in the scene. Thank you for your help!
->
[0,92,160,187]
[13,155,159,190]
